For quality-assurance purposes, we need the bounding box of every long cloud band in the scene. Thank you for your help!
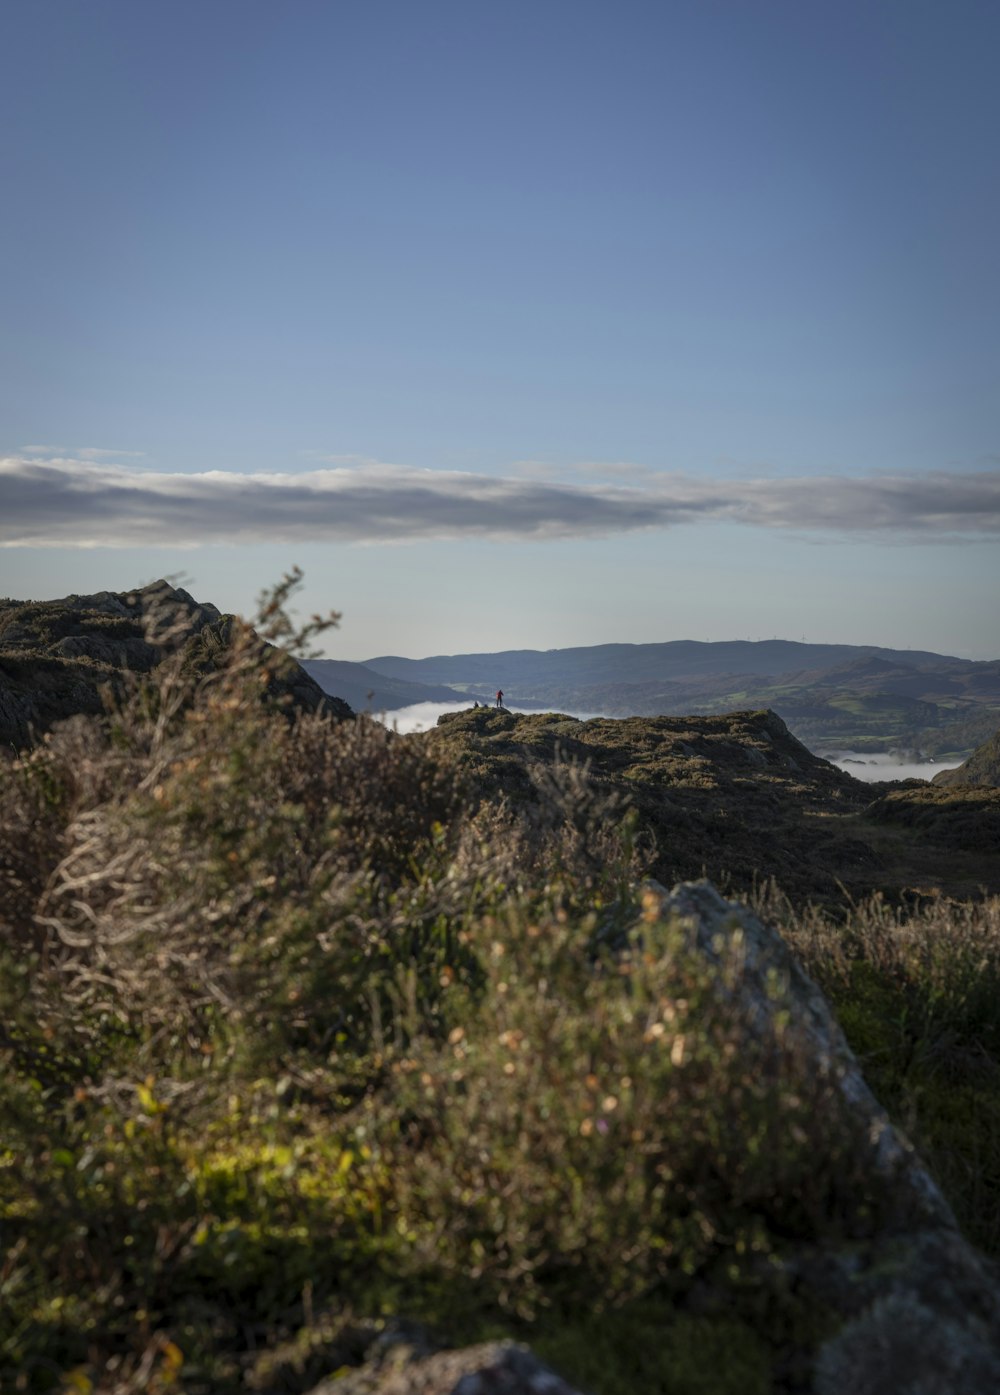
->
[1,457,999,547]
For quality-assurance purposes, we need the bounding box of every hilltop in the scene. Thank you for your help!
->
[429,706,1000,908]
[2,585,994,907]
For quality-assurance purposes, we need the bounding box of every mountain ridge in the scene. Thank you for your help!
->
[365,638,973,684]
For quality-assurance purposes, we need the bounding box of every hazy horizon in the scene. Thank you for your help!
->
[3,573,997,664]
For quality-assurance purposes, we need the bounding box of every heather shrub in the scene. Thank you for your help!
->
[367,896,866,1322]
[1,580,995,1393]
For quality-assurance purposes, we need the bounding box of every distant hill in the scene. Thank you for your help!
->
[302,658,467,714]
[366,639,960,688]
[364,639,1000,758]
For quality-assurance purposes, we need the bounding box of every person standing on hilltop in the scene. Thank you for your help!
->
[495,689,504,708]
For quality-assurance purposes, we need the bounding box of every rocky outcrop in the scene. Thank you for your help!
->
[653,881,951,1223]
[0,581,352,752]
[933,727,1000,788]
[659,882,1000,1386]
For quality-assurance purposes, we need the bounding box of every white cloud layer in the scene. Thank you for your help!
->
[2,456,999,548]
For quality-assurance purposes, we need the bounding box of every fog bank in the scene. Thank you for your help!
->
[829,753,959,783]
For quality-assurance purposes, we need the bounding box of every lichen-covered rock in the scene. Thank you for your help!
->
[650,882,1000,1388]
[814,1291,1000,1395]
[647,880,952,1228]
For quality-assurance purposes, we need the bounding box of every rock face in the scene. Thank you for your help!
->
[302,882,1000,1395]
[661,882,1000,1389]
[933,727,1000,788]
[0,581,352,752]
[654,881,952,1225]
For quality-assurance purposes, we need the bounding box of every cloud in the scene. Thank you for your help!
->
[1,455,998,548]
[20,445,146,461]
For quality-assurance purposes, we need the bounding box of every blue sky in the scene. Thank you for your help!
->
[1,0,998,659]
